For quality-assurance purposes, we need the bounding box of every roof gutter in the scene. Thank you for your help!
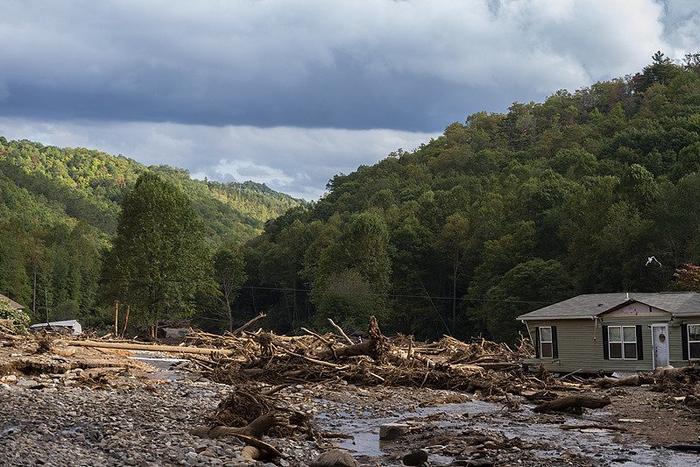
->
[519,315,600,322]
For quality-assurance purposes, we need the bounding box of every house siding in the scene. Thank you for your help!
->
[525,314,700,372]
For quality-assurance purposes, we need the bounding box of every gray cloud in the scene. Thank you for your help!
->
[0,118,436,199]
[0,1,696,131]
[1,1,699,199]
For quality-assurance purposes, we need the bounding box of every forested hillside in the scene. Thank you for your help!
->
[242,53,700,342]
[0,138,301,319]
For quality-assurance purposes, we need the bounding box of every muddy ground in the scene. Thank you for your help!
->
[1,345,700,467]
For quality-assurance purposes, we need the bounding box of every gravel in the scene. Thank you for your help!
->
[0,367,327,467]
[0,375,261,466]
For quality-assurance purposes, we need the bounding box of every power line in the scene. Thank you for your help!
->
[241,285,552,305]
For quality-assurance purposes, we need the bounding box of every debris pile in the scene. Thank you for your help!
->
[184,316,544,399]
[653,365,700,395]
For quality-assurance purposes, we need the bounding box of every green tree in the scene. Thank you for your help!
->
[311,211,392,327]
[102,172,213,337]
[311,268,381,331]
[485,259,572,342]
[212,248,247,331]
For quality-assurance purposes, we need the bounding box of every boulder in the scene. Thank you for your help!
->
[379,423,410,441]
[310,449,359,467]
[402,449,428,466]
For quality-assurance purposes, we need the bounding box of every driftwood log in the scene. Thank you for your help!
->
[191,413,283,458]
[594,375,645,388]
[533,394,611,413]
[66,340,236,356]
[317,316,388,362]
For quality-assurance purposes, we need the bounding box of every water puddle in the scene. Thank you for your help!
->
[315,399,498,460]
[315,398,700,466]
[129,351,189,381]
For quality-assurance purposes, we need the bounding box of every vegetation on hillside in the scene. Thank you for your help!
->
[0,138,301,323]
[240,53,700,342]
[3,53,700,343]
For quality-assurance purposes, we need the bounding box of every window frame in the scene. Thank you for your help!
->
[608,325,637,360]
[539,326,553,359]
[688,324,700,360]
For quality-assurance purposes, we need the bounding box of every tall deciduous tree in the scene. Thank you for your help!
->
[102,172,213,336]
[213,248,247,331]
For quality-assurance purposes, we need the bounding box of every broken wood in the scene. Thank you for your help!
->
[327,318,354,345]
[533,394,611,413]
[66,340,236,356]
[121,305,130,338]
[232,313,267,336]
[594,375,644,388]
[195,428,282,458]
[191,412,284,458]
[560,423,626,432]
[318,316,388,362]
[114,301,120,336]
[280,348,349,369]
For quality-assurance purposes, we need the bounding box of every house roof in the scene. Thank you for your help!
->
[517,292,700,320]
[0,293,24,310]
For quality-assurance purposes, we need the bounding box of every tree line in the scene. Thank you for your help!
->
[0,139,299,328]
[236,52,700,342]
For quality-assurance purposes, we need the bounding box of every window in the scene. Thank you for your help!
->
[608,325,637,359]
[688,325,700,360]
[540,326,553,358]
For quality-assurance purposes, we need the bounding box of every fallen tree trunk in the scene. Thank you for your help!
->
[594,375,642,388]
[191,413,283,458]
[317,316,388,362]
[66,340,235,356]
[316,340,375,360]
[533,394,611,413]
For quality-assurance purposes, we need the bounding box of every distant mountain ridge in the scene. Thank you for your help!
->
[0,137,302,244]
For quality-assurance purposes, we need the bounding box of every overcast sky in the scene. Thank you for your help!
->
[1,0,700,199]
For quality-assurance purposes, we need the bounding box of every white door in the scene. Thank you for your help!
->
[652,324,670,369]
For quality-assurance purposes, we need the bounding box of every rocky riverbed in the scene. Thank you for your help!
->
[2,337,700,466]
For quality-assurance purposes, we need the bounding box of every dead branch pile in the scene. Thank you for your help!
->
[186,316,548,397]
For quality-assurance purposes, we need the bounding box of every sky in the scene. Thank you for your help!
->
[1,0,700,199]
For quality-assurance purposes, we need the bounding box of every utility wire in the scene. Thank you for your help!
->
[240,285,553,305]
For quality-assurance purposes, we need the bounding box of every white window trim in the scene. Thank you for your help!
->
[608,325,637,360]
[688,324,700,360]
[539,326,553,359]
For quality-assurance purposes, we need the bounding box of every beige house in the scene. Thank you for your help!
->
[517,292,700,372]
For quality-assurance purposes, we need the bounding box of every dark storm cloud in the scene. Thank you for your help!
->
[1,1,700,199]
[1,0,694,132]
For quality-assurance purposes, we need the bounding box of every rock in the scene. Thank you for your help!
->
[1,374,17,383]
[379,423,410,441]
[402,449,428,466]
[310,449,359,467]
[16,379,41,388]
